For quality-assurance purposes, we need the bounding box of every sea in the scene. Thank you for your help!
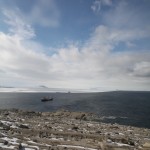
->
[0,91,150,129]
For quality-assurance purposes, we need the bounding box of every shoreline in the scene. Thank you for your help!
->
[0,109,150,150]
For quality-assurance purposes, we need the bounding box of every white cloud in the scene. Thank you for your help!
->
[0,1,150,91]
[91,0,112,13]
[91,0,101,13]
[0,22,150,90]
[1,0,60,29]
[2,8,35,39]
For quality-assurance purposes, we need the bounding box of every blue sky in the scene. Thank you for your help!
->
[0,0,150,91]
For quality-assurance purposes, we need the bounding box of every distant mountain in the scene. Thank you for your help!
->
[39,85,49,88]
[0,86,14,88]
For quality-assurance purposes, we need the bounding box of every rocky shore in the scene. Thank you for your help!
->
[0,109,150,150]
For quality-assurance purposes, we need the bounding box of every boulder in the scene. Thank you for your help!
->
[142,142,150,150]
[19,124,29,129]
[3,140,8,145]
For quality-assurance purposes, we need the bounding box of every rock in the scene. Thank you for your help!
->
[143,142,150,149]
[128,139,135,146]
[39,131,48,138]
[72,126,79,130]
[115,132,119,135]
[74,113,86,120]
[0,134,4,138]
[0,122,10,131]
[121,138,128,144]
[33,139,38,142]
[3,140,8,145]
[19,124,29,129]
[110,125,119,129]
[4,112,9,116]
[96,130,102,134]
[18,143,23,150]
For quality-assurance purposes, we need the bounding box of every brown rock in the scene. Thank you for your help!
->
[143,142,150,150]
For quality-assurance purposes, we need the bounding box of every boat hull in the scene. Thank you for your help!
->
[41,98,53,102]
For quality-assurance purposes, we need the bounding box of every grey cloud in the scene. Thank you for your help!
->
[132,62,150,77]
[0,69,6,73]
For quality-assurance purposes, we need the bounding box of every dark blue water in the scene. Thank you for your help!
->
[0,91,150,128]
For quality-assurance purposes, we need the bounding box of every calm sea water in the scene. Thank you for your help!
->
[0,91,150,128]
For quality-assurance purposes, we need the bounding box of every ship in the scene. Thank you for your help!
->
[41,97,53,102]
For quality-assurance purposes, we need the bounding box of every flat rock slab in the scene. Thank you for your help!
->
[142,142,150,150]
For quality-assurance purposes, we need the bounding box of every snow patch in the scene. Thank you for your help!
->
[0,143,15,149]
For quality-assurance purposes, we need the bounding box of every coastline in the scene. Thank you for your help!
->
[0,109,150,150]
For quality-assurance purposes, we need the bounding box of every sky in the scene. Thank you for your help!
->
[0,0,150,92]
